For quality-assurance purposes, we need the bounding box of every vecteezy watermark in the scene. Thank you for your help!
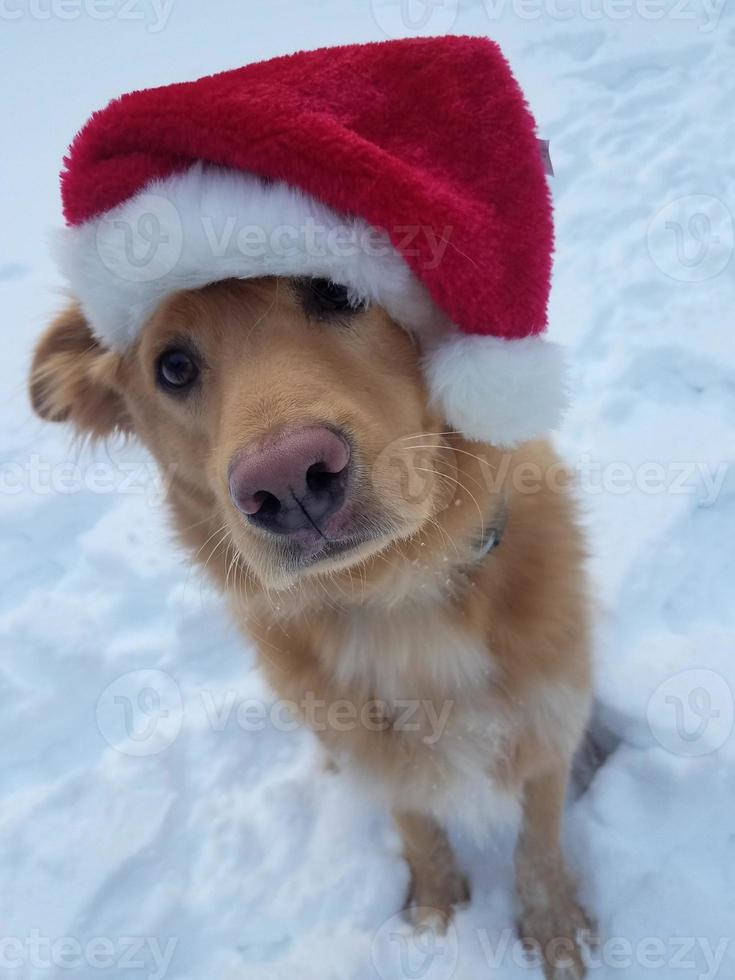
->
[573,457,728,506]
[371,917,731,980]
[371,909,460,980]
[647,195,734,282]
[0,932,177,980]
[369,0,725,38]
[369,0,460,38]
[96,193,184,282]
[647,668,734,757]
[0,0,176,32]
[0,455,176,506]
[202,690,454,744]
[93,193,453,283]
[480,0,726,31]
[372,434,459,521]
[3,448,728,513]
[370,441,730,517]
[200,217,452,269]
[96,669,184,757]
[95,670,456,756]
[481,929,730,978]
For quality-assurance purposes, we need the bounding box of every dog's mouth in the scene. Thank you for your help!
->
[293,532,379,566]
[228,496,399,585]
[269,505,397,570]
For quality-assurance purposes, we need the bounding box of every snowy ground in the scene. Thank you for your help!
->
[1,2,734,978]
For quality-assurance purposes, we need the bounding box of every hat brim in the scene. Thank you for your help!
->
[54,163,565,447]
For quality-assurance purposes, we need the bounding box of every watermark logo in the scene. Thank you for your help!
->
[96,193,183,282]
[372,435,459,518]
[370,0,459,38]
[3,451,727,513]
[0,0,176,33]
[367,444,729,521]
[0,455,175,507]
[370,921,731,978]
[96,668,183,757]
[647,195,733,283]
[0,931,177,980]
[480,0,726,30]
[96,681,455,756]
[647,668,734,756]
[371,909,459,980]
[94,197,452,283]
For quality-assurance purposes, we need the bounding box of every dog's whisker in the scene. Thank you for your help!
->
[422,513,462,560]
[179,520,230,602]
[399,442,500,472]
[394,446,490,495]
[177,513,224,535]
[397,431,457,441]
[412,466,486,540]
[199,526,233,580]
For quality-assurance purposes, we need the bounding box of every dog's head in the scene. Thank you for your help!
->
[30,277,458,589]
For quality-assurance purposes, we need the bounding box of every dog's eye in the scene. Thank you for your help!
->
[298,278,366,319]
[156,349,199,392]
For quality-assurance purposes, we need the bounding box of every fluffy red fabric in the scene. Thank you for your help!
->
[61,35,552,341]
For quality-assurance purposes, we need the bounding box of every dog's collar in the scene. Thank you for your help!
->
[470,502,508,561]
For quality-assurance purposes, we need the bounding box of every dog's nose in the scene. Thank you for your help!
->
[229,426,351,535]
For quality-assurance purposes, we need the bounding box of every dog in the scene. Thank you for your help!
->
[30,274,594,978]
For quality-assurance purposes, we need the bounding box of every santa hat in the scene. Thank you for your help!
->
[55,35,563,447]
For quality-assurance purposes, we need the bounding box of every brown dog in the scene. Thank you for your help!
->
[30,276,594,978]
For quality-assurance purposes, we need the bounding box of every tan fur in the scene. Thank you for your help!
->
[30,278,595,978]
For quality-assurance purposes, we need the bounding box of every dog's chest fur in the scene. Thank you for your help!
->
[305,594,524,830]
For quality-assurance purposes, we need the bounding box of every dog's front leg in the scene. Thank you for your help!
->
[515,765,594,980]
[394,809,469,929]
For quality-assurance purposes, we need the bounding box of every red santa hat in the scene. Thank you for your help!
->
[55,35,563,447]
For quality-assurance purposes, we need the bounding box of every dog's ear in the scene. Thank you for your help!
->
[29,303,131,439]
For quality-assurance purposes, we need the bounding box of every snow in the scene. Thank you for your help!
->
[1,2,734,978]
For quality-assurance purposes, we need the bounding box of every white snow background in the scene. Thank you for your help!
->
[1,2,734,978]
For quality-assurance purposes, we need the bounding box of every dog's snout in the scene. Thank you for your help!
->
[229,426,351,535]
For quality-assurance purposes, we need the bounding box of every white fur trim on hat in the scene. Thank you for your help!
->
[53,164,441,352]
[424,334,568,447]
[53,163,566,447]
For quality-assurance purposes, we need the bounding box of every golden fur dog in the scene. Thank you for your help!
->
[30,276,594,978]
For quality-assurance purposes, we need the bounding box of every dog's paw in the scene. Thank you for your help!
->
[404,868,470,932]
[518,897,597,980]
